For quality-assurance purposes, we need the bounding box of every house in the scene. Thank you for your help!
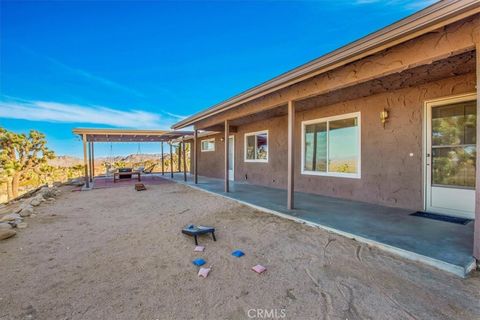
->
[172,1,480,269]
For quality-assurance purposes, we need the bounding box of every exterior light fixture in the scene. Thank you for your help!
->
[380,109,389,128]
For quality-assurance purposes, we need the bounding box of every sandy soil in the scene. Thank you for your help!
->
[0,182,479,320]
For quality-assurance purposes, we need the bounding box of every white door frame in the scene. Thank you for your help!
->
[228,135,234,181]
[423,92,476,218]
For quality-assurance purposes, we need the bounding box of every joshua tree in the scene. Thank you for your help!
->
[0,128,55,200]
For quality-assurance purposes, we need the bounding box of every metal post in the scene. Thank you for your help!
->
[194,129,198,184]
[287,101,295,210]
[82,134,90,188]
[170,142,174,179]
[182,141,187,182]
[224,120,230,193]
[161,141,165,175]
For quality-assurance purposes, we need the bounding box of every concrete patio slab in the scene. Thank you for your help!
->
[164,173,476,277]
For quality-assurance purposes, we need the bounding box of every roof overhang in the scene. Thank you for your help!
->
[172,0,480,130]
[72,128,193,142]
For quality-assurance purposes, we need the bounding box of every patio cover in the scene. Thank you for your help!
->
[72,128,193,188]
[72,128,193,142]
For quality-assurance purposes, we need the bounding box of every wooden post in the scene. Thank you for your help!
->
[82,134,90,188]
[474,38,480,260]
[287,101,295,210]
[224,120,230,192]
[161,142,165,175]
[88,141,93,182]
[178,143,182,173]
[182,141,187,181]
[194,129,198,184]
[170,142,174,179]
[190,142,193,173]
[91,142,95,180]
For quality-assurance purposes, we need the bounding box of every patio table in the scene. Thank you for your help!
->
[113,171,141,183]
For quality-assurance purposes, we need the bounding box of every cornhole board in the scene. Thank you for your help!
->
[135,183,147,191]
[182,225,216,245]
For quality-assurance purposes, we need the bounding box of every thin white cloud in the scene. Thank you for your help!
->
[164,111,187,120]
[19,46,145,98]
[44,56,146,98]
[0,98,170,129]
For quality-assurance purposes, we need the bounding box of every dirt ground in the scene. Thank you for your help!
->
[0,182,479,320]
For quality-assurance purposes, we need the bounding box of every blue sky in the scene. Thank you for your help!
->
[0,0,435,157]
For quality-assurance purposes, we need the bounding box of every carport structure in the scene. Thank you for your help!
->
[72,128,193,188]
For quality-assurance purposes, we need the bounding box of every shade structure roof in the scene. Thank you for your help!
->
[72,128,193,142]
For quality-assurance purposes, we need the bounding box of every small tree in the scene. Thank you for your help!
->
[0,128,55,200]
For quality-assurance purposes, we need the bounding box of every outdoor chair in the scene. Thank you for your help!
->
[143,164,156,174]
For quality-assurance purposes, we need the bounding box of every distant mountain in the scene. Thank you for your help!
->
[48,156,83,167]
[48,153,174,167]
[103,153,164,163]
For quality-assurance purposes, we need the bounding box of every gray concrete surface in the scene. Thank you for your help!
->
[165,173,475,276]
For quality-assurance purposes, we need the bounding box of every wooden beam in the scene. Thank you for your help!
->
[82,134,90,188]
[170,143,174,179]
[194,130,198,184]
[202,124,238,133]
[182,141,187,182]
[161,142,165,175]
[224,120,230,192]
[287,101,295,210]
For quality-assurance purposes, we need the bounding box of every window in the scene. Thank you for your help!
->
[201,138,215,152]
[302,112,360,178]
[431,101,476,188]
[245,130,268,162]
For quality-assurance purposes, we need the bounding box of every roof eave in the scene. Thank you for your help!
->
[172,0,480,130]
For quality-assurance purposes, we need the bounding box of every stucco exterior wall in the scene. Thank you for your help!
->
[294,73,475,210]
[196,73,476,210]
[196,134,225,179]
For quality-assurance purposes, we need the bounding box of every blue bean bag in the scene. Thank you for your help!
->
[192,258,206,266]
[232,250,245,257]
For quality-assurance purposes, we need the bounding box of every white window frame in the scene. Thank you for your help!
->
[200,138,215,152]
[244,130,269,163]
[301,112,361,179]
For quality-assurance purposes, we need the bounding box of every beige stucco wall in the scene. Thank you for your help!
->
[195,73,476,210]
[196,134,225,179]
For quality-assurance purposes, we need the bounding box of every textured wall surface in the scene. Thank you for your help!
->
[196,73,476,210]
[196,134,225,179]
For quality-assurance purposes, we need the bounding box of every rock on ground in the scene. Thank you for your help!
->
[29,197,43,207]
[0,213,21,222]
[0,222,12,230]
[17,222,28,229]
[0,229,16,240]
[19,205,34,217]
